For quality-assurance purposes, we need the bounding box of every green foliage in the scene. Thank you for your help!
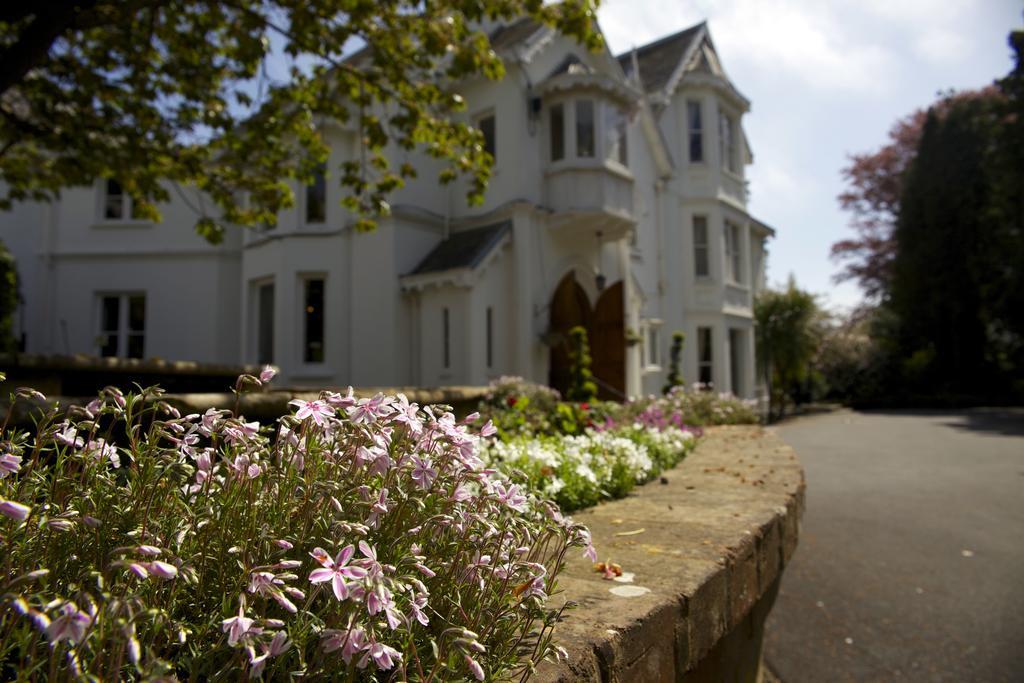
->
[662,331,685,394]
[754,279,823,420]
[0,239,17,353]
[565,326,597,403]
[0,3,602,241]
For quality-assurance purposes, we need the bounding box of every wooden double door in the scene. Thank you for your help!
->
[548,272,625,400]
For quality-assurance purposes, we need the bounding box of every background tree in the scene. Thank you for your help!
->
[0,1,601,241]
[831,89,995,300]
[754,279,823,420]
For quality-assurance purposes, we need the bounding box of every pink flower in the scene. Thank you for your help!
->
[0,452,22,478]
[362,638,402,671]
[347,394,388,425]
[222,600,261,646]
[465,655,486,681]
[308,546,367,601]
[54,422,83,448]
[83,438,120,468]
[0,500,30,521]
[147,561,178,580]
[365,489,389,528]
[410,456,437,490]
[259,365,277,383]
[324,387,357,408]
[273,539,294,550]
[492,482,528,512]
[289,399,335,426]
[479,419,497,437]
[392,394,423,435]
[409,593,429,626]
[46,602,92,645]
[137,545,162,556]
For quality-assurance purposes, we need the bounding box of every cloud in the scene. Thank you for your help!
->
[599,0,896,94]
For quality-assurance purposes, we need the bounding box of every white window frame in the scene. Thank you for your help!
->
[98,179,145,223]
[693,215,710,279]
[724,220,743,285]
[719,108,738,174]
[250,277,275,365]
[299,274,326,365]
[96,292,146,359]
[304,164,327,226]
[642,319,663,371]
[697,326,714,388]
[687,99,704,163]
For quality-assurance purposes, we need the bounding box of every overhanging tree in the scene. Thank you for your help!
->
[0,2,601,241]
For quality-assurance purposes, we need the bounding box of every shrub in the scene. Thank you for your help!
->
[0,373,594,681]
[662,332,685,395]
[565,327,597,403]
[623,385,759,427]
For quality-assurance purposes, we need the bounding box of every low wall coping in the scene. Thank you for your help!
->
[536,425,804,682]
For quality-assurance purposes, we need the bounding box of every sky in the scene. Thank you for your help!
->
[597,0,1022,313]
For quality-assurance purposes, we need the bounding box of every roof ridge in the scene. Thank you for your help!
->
[613,20,706,60]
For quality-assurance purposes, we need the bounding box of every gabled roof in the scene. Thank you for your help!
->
[615,22,705,95]
[489,18,546,51]
[409,221,512,276]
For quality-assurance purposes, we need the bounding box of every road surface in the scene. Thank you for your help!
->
[764,408,1024,682]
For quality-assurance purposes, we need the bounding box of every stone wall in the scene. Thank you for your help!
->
[536,426,804,682]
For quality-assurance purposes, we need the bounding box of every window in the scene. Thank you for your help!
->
[257,282,274,365]
[605,106,628,166]
[719,110,737,173]
[725,221,742,284]
[98,293,145,359]
[698,326,713,387]
[643,321,662,369]
[103,179,143,220]
[486,306,493,369]
[729,328,743,396]
[442,307,450,369]
[550,104,565,161]
[478,114,496,160]
[306,164,326,224]
[693,216,709,278]
[687,100,703,162]
[575,100,595,157]
[303,278,325,363]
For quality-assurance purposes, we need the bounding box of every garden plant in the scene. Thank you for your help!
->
[0,371,595,681]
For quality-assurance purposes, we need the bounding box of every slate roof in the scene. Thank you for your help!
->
[615,22,705,94]
[489,18,545,51]
[409,221,511,275]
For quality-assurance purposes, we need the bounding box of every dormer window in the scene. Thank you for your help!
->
[548,98,631,167]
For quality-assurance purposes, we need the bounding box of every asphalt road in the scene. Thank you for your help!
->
[763,408,1024,682]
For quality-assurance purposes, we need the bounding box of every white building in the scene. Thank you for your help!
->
[0,19,773,400]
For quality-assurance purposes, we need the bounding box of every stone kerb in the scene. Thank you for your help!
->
[536,426,804,683]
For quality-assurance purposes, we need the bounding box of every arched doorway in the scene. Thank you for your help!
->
[591,281,625,399]
[548,272,590,396]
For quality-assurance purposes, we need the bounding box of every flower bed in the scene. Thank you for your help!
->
[0,372,593,681]
[476,378,756,512]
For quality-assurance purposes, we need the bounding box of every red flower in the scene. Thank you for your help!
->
[506,396,518,407]
[580,403,589,411]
